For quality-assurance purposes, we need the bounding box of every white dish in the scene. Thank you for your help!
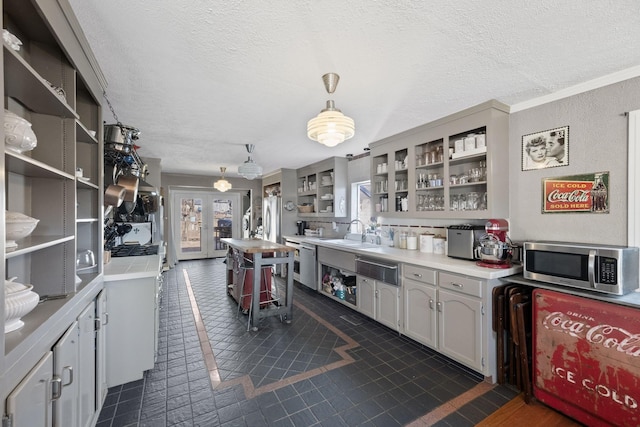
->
[6,210,39,247]
[4,110,37,153]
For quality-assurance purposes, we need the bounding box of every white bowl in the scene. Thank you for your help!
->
[4,110,37,153]
[4,278,39,333]
[6,211,39,247]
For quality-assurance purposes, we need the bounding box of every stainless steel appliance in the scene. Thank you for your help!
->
[263,195,281,243]
[446,225,484,260]
[524,241,639,295]
[296,220,307,236]
[284,239,316,289]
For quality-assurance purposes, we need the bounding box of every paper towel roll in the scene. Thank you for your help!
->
[420,234,434,253]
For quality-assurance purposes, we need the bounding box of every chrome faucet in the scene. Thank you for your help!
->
[347,219,367,242]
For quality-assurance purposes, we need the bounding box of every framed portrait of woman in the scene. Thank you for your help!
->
[522,126,569,171]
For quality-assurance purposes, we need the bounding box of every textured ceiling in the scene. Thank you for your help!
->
[68,0,640,178]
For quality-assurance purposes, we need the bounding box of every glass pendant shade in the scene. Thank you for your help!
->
[307,101,355,147]
[214,167,232,192]
[237,144,263,180]
[307,73,355,147]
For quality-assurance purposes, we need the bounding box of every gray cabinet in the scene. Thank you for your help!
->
[369,100,509,219]
[356,276,401,331]
[403,264,438,348]
[437,272,484,372]
[296,157,348,217]
[53,322,79,427]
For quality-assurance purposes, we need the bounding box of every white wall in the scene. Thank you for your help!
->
[509,76,640,245]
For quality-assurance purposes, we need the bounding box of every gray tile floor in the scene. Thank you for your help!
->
[97,258,518,426]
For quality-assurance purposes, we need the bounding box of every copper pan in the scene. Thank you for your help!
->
[116,174,139,202]
[104,184,126,207]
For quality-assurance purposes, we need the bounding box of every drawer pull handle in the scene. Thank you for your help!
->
[436,301,442,312]
[451,282,464,288]
[413,273,422,278]
[429,298,434,310]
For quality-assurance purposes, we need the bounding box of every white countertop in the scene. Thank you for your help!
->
[104,254,162,281]
[283,235,522,280]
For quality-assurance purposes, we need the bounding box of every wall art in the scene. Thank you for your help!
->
[522,126,569,171]
[542,171,609,214]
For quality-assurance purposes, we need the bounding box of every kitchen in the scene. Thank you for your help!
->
[2,1,640,426]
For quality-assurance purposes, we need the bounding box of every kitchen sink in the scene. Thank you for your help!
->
[319,239,379,248]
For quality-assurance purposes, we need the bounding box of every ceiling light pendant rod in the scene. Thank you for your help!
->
[307,72,355,148]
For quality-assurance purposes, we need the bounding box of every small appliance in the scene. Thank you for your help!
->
[524,241,639,295]
[296,220,307,236]
[446,224,484,260]
[476,219,513,268]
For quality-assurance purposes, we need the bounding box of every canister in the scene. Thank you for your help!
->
[454,139,464,153]
[476,133,486,148]
[420,234,434,253]
[464,134,476,151]
[398,231,408,249]
[407,232,418,250]
[433,237,446,254]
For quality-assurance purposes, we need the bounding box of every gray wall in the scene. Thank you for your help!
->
[509,76,640,245]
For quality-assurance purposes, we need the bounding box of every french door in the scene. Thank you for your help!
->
[172,190,241,260]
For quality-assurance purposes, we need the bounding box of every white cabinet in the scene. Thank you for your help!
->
[53,322,79,427]
[104,255,162,387]
[95,290,108,408]
[5,352,54,427]
[77,302,96,427]
[356,276,401,331]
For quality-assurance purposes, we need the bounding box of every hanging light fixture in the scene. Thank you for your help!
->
[307,73,355,147]
[237,144,263,180]
[213,167,232,192]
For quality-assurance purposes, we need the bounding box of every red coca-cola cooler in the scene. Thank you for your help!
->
[533,289,640,426]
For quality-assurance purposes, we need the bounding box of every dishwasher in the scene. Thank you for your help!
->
[299,244,317,290]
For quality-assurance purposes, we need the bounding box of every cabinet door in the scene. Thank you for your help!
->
[403,280,437,348]
[438,289,483,371]
[95,290,108,407]
[53,322,79,427]
[6,352,54,427]
[357,276,375,319]
[376,282,400,331]
[78,302,96,427]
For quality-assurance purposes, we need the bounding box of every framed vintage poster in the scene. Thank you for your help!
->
[542,171,609,213]
[522,126,569,171]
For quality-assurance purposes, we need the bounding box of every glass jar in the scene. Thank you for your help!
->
[398,231,408,249]
[467,192,479,210]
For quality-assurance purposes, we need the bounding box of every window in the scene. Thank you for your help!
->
[351,180,371,231]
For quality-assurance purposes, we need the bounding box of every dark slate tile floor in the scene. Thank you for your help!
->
[97,258,518,427]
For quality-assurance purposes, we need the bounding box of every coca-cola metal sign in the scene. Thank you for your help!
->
[534,289,640,426]
[542,171,609,213]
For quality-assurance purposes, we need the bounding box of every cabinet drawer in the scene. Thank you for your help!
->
[403,264,437,285]
[317,246,356,272]
[438,272,483,298]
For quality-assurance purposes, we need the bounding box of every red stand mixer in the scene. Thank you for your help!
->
[476,219,513,268]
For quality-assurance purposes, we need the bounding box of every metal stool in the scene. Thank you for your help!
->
[237,260,280,331]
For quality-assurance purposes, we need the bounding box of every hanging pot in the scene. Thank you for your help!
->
[116,174,139,202]
[104,184,126,208]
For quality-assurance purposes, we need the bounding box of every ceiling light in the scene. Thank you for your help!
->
[214,167,232,192]
[307,73,355,147]
[237,144,262,180]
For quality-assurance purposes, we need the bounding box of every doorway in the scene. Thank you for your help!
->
[172,189,242,260]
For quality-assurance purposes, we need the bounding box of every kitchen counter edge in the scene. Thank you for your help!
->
[283,235,522,280]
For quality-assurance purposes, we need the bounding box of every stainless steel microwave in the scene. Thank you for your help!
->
[523,241,639,295]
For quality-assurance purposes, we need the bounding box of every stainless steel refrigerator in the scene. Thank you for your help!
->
[263,195,281,244]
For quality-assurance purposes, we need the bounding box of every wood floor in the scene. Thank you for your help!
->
[477,394,583,426]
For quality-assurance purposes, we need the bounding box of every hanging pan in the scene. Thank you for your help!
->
[116,174,139,202]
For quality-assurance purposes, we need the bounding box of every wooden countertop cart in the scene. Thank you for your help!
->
[222,238,295,331]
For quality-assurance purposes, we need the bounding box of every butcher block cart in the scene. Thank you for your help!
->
[222,238,295,331]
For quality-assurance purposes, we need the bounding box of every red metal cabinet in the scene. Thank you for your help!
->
[533,289,640,427]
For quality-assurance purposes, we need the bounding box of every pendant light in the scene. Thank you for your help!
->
[237,144,263,180]
[214,167,232,192]
[307,73,355,147]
